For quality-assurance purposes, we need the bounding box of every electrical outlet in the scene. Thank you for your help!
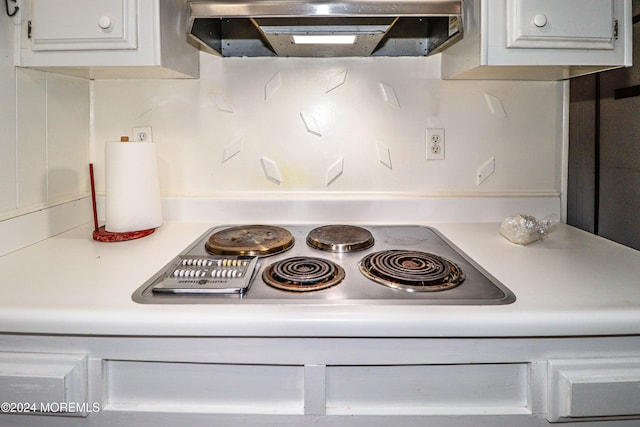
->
[133,126,153,143]
[426,128,445,160]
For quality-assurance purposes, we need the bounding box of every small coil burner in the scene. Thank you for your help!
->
[359,250,465,292]
[205,225,294,257]
[262,256,345,292]
[306,225,375,252]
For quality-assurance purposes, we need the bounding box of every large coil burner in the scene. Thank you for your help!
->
[205,225,294,257]
[262,256,345,292]
[359,250,465,292]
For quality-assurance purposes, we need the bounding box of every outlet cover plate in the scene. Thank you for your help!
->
[133,126,153,143]
[426,128,445,160]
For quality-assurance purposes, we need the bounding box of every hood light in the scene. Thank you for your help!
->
[292,34,357,44]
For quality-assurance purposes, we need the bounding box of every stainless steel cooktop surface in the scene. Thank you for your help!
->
[131,225,515,305]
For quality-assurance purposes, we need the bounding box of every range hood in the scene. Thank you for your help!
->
[187,0,463,57]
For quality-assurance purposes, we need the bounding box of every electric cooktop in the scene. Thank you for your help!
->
[131,225,515,305]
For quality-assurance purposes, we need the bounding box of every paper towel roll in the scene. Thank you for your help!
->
[105,141,162,233]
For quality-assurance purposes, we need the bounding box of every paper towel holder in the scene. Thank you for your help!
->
[90,163,156,242]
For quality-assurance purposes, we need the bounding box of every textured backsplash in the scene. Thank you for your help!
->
[91,53,565,197]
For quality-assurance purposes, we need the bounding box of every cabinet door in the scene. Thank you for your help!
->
[507,0,616,50]
[30,0,137,51]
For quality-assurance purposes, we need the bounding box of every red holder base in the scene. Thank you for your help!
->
[92,225,155,242]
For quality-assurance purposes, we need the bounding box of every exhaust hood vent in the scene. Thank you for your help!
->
[188,1,463,58]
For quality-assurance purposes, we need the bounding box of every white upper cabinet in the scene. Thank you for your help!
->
[17,0,199,79]
[506,0,615,50]
[441,0,632,80]
[29,0,137,52]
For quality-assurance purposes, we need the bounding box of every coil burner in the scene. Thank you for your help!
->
[262,256,345,292]
[359,250,465,292]
[205,225,294,257]
[306,225,375,253]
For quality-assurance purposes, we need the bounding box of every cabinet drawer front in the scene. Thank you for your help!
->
[548,357,640,422]
[0,352,88,417]
[105,361,304,414]
[507,0,615,50]
[31,0,137,51]
[326,363,529,415]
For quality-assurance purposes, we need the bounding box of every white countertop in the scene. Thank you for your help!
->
[1,220,640,338]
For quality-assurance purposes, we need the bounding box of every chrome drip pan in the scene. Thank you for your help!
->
[132,225,515,305]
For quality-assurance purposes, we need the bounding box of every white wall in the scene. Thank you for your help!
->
[91,53,565,198]
[0,15,89,221]
[1,27,564,252]
[0,12,17,215]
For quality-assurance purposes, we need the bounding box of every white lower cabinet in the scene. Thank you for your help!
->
[102,361,528,417]
[1,335,640,426]
[324,364,528,415]
[104,361,305,414]
[547,358,640,422]
[0,352,88,417]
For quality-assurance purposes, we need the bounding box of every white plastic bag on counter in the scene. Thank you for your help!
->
[500,214,556,245]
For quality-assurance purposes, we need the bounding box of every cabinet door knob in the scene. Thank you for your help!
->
[533,13,548,28]
[98,15,113,30]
